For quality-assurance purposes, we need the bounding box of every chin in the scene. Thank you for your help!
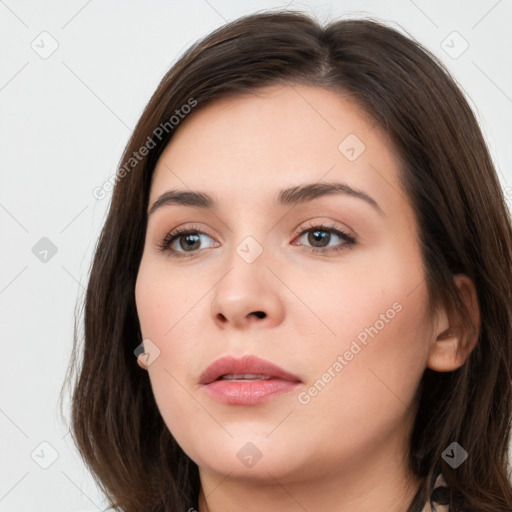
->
[187,435,311,483]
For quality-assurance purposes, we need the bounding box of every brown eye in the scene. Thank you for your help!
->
[292,224,357,255]
[307,229,331,247]
[177,233,202,252]
[158,226,218,256]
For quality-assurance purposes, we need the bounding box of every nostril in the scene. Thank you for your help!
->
[252,311,266,319]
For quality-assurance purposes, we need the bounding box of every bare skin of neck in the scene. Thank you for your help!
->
[196,436,422,512]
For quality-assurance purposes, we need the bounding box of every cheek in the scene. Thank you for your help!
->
[135,258,204,412]
[292,285,430,469]
[135,261,208,453]
[135,255,204,341]
[293,257,428,355]
[297,241,431,405]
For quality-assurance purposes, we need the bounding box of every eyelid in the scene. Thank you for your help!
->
[291,220,357,253]
[158,219,357,256]
[291,219,355,240]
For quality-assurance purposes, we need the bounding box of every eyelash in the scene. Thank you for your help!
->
[157,222,357,257]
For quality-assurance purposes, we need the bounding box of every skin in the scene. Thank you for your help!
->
[134,84,479,512]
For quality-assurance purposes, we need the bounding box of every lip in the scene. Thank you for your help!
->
[200,355,302,405]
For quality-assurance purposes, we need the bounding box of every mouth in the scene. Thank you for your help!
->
[216,373,274,381]
[200,355,302,405]
[200,354,302,384]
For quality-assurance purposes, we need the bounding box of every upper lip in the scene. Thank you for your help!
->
[199,355,302,385]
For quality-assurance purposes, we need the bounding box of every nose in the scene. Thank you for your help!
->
[210,249,285,330]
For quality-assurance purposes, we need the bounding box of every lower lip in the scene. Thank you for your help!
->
[202,379,301,405]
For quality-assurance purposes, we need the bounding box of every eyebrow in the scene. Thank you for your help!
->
[147,182,384,217]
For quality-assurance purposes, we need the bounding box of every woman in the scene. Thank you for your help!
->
[64,10,512,512]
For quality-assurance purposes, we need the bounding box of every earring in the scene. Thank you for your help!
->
[137,355,148,370]
[135,337,148,370]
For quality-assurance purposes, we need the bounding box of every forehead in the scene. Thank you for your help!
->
[149,85,404,215]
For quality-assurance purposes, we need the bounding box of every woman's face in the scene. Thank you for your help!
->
[135,85,436,485]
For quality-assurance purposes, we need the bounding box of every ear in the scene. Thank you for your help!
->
[427,274,480,372]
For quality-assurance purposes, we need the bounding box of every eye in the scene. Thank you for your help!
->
[158,224,219,256]
[291,222,357,254]
[158,221,357,258]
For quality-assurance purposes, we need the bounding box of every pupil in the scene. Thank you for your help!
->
[181,234,200,251]
[309,230,329,247]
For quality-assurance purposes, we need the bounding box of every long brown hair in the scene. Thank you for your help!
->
[61,10,512,511]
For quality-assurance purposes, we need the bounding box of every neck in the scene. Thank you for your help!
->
[197,434,422,512]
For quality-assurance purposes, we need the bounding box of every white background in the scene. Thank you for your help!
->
[1,1,511,511]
